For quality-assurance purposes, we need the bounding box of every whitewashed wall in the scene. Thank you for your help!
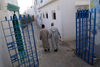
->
[26,7,34,15]
[0,9,12,67]
[28,8,34,15]
[0,0,18,67]
[38,0,62,38]
[5,0,18,5]
[36,10,42,27]
[35,0,89,41]
[60,0,89,41]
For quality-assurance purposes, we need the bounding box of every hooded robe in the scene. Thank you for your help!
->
[49,26,60,50]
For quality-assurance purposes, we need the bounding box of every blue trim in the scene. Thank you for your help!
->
[76,12,78,55]
[88,11,91,62]
[91,8,96,65]
[76,9,96,65]
[40,0,43,3]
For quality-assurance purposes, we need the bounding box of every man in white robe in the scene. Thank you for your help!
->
[40,24,50,52]
[49,23,61,52]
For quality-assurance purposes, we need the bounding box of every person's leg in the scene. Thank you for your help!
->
[48,49,50,51]
[54,49,57,52]
[53,42,57,52]
[48,41,50,51]
[54,39,58,52]
[51,39,58,52]
[51,39,55,50]
[54,44,57,52]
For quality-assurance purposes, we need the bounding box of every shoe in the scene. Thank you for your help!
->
[44,49,47,52]
[54,49,57,52]
[48,49,50,51]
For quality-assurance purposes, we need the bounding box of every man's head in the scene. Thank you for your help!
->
[51,23,54,26]
[42,24,45,28]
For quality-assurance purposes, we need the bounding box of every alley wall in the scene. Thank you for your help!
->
[0,0,19,67]
[34,0,89,41]
[60,0,89,41]
[37,0,63,38]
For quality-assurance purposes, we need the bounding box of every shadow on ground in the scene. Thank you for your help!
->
[32,21,100,67]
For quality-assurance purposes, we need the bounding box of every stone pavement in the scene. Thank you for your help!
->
[32,21,100,67]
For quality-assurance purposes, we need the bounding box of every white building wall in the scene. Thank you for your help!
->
[34,0,89,41]
[0,0,18,67]
[36,10,42,27]
[60,0,89,41]
[26,7,34,15]
[33,0,40,21]
[29,8,34,15]
[5,0,18,5]
[38,0,62,37]
[0,10,12,67]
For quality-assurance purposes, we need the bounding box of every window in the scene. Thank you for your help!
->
[46,13,48,19]
[52,10,56,20]
[43,13,45,18]
[53,12,56,20]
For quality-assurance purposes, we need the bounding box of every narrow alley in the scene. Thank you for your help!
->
[1,0,100,67]
[32,21,100,67]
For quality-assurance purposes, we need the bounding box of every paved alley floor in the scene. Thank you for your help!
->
[32,21,100,67]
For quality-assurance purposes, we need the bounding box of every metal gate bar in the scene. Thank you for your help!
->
[1,15,39,67]
[76,9,96,65]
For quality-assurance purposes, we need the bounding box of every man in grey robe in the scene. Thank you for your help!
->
[49,23,61,52]
[40,24,50,52]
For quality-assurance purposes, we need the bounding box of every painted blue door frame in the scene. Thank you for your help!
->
[76,9,96,65]
[1,15,39,67]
